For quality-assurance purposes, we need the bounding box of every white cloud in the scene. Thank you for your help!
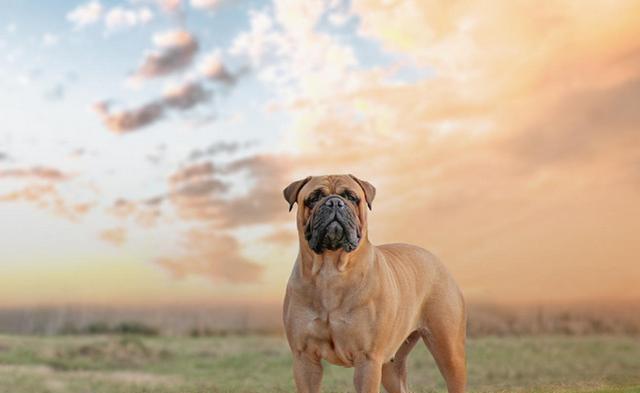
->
[190,0,221,10]
[152,29,191,47]
[66,1,103,29]
[105,6,153,32]
[230,1,361,103]
[198,50,237,84]
[67,1,154,33]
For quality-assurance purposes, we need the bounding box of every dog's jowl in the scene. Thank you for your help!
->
[282,174,467,393]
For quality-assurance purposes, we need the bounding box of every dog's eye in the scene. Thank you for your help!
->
[341,192,359,204]
[305,192,322,207]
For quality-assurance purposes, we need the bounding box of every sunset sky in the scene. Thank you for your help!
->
[0,0,638,307]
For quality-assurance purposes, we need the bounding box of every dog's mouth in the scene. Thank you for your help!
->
[305,199,361,254]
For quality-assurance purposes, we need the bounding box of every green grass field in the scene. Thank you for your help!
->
[0,334,638,393]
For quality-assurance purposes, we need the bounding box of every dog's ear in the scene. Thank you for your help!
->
[283,176,312,212]
[349,174,376,210]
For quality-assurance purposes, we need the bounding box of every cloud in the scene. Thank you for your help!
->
[94,100,165,133]
[113,152,289,283]
[66,1,103,29]
[173,178,228,197]
[96,56,244,132]
[107,198,161,228]
[105,6,153,32]
[95,78,215,132]
[198,51,239,85]
[168,163,228,220]
[99,227,127,246]
[94,29,240,133]
[67,1,154,33]
[216,155,292,228]
[0,184,93,221]
[104,152,279,284]
[230,1,363,104]
[167,162,223,221]
[0,184,56,203]
[163,81,211,109]
[133,30,198,80]
[163,154,291,228]
[169,161,216,184]
[0,166,69,181]
[156,228,263,283]
[187,140,249,161]
[190,0,222,11]
[108,198,138,219]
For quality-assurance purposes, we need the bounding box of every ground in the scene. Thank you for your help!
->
[0,334,638,393]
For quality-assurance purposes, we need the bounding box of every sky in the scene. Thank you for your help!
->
[0,0,638,307]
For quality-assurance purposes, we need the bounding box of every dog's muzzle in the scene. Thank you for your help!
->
[305,196,361,254]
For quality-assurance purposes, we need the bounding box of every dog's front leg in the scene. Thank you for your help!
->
[353,358,383,393]
[292,352,323,393]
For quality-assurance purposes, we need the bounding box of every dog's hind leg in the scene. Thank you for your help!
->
[420,291,467,393]
[381,331,421,393]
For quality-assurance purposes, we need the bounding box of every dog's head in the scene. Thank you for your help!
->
[283,174,376,254]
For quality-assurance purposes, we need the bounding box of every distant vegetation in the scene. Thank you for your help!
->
[0,301,638,337]
[466,302,640,336]
[60,322,159,336]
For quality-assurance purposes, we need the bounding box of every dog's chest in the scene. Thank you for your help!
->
[292,264,374,366]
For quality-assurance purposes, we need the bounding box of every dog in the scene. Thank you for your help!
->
[282,174,466,393]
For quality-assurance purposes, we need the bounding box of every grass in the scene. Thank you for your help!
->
[0,334,638,393]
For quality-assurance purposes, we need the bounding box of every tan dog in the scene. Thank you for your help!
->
[282,175,466,393]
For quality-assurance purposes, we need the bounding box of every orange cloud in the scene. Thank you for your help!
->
[156,228,263,283]
[0,184,94,221]
[94,100,165,133]
[108,198,162,228]
[99,227,127,246]
[165,155,291,228]
[0,166,69,181]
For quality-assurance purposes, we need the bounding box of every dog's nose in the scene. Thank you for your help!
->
[325,196,345,209]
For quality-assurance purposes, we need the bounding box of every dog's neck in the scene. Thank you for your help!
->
[298,238,374,279]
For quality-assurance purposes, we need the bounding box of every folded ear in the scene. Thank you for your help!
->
[349,174,376,210]
[283,176,312,212]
